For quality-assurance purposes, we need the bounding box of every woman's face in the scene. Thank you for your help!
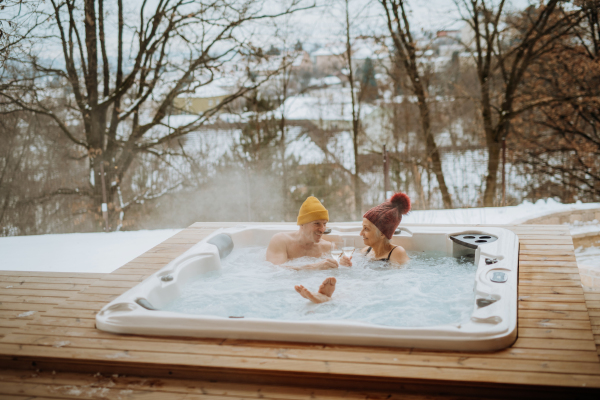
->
[360,218,383,247]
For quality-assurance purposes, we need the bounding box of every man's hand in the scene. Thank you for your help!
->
[339,255,352,267]
[312,259,339,270]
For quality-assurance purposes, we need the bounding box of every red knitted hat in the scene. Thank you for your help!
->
[363,192,411,239]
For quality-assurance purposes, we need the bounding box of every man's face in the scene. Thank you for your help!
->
[300,219,328,243]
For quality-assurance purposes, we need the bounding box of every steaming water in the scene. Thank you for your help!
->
[164,247,477,327]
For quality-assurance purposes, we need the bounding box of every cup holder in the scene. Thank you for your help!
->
[450,233,498,249]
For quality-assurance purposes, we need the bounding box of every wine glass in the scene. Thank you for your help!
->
[342,246,355,258]
[330,241,343,263]
[342,237,355,258]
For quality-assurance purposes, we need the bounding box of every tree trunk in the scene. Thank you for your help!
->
[414,87,452,209]
[483,140,501,207]
[344,0,362,218]
[352,118,362,216]
[280,109,288,221]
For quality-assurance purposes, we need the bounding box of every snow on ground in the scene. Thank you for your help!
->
[572,221,600,269]
[403,199,600,225]
[0,229,180,274]
[1,199,599,274]
[576,246,600,269]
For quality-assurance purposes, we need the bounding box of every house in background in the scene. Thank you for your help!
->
[313,46,346,74]
[290,51,313,73]
[173,82,232,114]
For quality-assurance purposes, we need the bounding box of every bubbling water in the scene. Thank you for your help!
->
[163,247,477,327]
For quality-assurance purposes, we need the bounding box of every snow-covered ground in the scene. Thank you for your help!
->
[1,199,598,274]
[0,229,180,274]
[403,199,600,225]
[576,246,600,268]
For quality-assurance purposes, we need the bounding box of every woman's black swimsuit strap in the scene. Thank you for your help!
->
[366,246,397,261]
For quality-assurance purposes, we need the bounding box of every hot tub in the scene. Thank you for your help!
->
[96,225,519,351]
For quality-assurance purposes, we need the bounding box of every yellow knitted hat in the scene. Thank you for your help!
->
[297,196,329,225]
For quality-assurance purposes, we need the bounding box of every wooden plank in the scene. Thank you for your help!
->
[78,287,130,296]
[86,280,138,289]
[25,317,95,329]
[0,320,28,329]
[518,273,581,281]
[0,289,85,297]
[0,282,88,291]
[0,303,58,312]
[519,255,577,262]
[96,274,146,281]
[519,250,575,256]
[108,268,159,276]
[60,293,117,303]
[122,257,176,265]
[0,271,105,278]
[518,328,595,341]
[518,239,573,245]
[520,244,574,250]
[1,343,600,388]
[518,267,581,274]
[518,310,592,321]
[0,380,187,400]
[53,301,107,311]
[519,279,583,287]
[0,296,67,305]
[518,286,584,295]
[517,318,592,330]
[0,310,40,319]
[519,261,578,267]
[0,276,99,285]
[584,293,600,301]
[517,234,572,239]
[41,308,98,319]
[0,368,506,400]
[512,338,598,351]
[587,301,600,309]
[518,294,585,303]
[518,302,589,311]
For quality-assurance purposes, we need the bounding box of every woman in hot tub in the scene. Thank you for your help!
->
[295,192,411,303]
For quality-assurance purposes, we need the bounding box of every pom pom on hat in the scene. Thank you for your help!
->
[390,192,411,215]
[363,192,411,239]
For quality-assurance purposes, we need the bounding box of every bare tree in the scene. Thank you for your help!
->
[512,1,600,202]
[380,0,453,209]
[0,0,44,66]
[0,0,309,230]
[341,0,364,216]
[457,0,578,206]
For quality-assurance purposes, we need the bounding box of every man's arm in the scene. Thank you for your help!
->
[267,234,338,270]
[266,234,289,265]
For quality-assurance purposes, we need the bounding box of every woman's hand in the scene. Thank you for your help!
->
[339,255,352,267]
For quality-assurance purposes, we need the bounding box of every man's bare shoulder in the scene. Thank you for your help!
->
[269,231,296,245]
[317,238,332,252]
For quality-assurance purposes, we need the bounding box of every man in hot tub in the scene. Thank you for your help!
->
[267,196,339,270]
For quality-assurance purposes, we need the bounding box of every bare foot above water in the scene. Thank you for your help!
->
[294,277,337,304]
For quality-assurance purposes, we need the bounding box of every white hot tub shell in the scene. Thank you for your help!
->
[96,224,519,351]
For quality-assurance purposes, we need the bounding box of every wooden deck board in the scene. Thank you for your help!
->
[1,224,600,397]
[0,369,508,400]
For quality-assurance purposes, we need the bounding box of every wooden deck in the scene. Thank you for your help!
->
[1,223,599,399]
